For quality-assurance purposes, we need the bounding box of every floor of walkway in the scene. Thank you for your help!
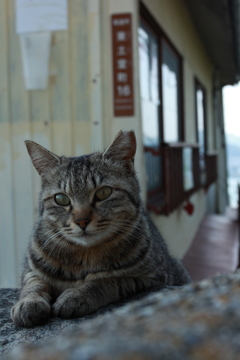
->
[182,208,239,282]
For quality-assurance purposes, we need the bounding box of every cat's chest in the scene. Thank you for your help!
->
[34,241,145,293]
[39,252,112,290]
[44,263,112,296]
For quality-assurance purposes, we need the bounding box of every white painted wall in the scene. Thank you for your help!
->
[102,0,217,258]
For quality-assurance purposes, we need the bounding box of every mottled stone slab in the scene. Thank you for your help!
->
[1,271,240,360]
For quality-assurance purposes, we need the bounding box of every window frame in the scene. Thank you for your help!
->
[140,2,185,145]
[139,2,185,209]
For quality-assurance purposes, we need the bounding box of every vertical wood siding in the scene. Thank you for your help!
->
[0,0,98,287]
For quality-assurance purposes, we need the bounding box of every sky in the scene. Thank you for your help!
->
[223,82,240,137]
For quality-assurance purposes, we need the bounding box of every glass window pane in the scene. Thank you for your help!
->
[138,27,150,101]
[195,82,206,184]
[139,22,160,148]
[150,38,159,105]
[196,88,205,157]
[145,151,162,191]
[162,40,180,142]
[139,22,162,192]
[141,99,160,147]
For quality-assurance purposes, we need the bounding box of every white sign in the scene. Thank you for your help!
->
[20,32,51,89]
[16,0,68,34]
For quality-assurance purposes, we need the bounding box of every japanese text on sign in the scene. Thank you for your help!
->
[111,13,134,116]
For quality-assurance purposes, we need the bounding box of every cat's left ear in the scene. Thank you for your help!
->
[103,130,136,163]
[25,140,61,177]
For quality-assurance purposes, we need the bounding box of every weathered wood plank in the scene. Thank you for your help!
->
[0,0,17,287]
[29,90,51,218]
[49,29,72,156]
[69,0,91,156]
[88,0,103,152]
[8,0,34,285]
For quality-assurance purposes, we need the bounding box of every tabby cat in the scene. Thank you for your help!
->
[11,130,190,327]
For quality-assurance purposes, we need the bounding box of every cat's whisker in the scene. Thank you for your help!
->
[40,230,64,250]
[106,228,138,247]
[40,229,69,260]
[55,238,67,262]
[106,226,148,246]
[46,239,62,260]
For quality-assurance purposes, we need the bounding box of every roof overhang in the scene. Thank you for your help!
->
[183,0,240,86]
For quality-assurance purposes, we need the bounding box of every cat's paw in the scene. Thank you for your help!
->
[52,289,92,318]
[11,296,51,327]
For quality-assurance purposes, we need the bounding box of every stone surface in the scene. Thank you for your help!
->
[1,271,240,359]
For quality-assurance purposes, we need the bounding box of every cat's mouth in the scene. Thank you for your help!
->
[70,228,97,240]
[79,230,91,237]
[73,229,92,238]
[67,227,114,247]
[70,233,103,247]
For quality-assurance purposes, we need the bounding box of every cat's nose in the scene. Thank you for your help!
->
[74,218,91,230]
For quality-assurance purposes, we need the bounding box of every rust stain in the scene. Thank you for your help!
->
[49,75,57,86]
[51,33,56,46]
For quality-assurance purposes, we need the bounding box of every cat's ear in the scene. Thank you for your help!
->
[103,130,136,162]
[25,140,60,176]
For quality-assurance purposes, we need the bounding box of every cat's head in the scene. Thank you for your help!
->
[25,131,140,247]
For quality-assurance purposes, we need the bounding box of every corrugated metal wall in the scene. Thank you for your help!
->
[0,0,102,287]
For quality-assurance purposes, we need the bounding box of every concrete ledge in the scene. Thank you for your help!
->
[1,271,240,359]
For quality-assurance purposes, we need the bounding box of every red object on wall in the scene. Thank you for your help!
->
[183,201,194,215]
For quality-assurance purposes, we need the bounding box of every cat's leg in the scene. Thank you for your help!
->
[52,276,158,318]
[11,273,52,327]
[170,258,191,286]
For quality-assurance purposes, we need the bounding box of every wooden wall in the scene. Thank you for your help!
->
[0,0,222,288]
[0,0,102,287]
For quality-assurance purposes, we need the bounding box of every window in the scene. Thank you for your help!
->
[139,4,183,207]
[162,39,182,142]
[139,21,162,194]
[195,79,207,184]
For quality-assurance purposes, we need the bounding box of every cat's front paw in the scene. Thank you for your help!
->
[53,289,92,319]
[11,296,51,327]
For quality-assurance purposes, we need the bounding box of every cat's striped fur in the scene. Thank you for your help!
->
[11,130,190,327]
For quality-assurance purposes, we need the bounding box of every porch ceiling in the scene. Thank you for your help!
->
[183,0,240,86]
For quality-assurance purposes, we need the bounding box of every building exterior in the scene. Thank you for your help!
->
[1,0,239,287]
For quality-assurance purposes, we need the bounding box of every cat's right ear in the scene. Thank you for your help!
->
[25,140,60,177]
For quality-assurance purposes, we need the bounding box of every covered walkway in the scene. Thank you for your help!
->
[183,208,239,281]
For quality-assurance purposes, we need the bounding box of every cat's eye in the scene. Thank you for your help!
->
[95,186,112,201]
[54,193,70,206]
